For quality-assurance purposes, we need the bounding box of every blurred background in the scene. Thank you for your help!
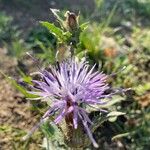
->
[0,0,150,150]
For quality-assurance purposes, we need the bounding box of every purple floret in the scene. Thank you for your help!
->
[27,58,111,148]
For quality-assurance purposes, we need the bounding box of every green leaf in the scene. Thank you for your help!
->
[76,50,86,58]
[107,111,125,122]
[91,113,108,132]
[42,137,54,150]
[112,132,130,141]
[40,21,65,41]
[50,8,65,28]
[17,69,32,84]
[0,125,12,133]
[0,70,37,98]
[9,77,37,98]
[99,96,124,108]
[107,111,126,117]
[134,83,150,94]
[80,22,89,31]
[41,121,64,143]
[108,116,118,122]
[63,31,72,38]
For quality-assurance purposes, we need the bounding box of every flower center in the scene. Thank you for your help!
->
[65,99,74,126]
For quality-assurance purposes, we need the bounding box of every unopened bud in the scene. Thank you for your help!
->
[65,11,78,31]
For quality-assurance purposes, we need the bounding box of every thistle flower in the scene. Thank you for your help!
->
[26,58,112,148]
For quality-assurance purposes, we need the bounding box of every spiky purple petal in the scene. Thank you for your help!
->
[27,58,112,147]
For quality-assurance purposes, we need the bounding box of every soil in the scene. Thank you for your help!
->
[0,48,41,150]
[0,0,94,35]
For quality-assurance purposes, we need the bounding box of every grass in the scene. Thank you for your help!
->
[0,124,42,150]
[0,12,13,42]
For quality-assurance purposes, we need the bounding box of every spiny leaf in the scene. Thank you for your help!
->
[40,21,65,41]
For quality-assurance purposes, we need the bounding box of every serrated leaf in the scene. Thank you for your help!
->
[40,21,65,41]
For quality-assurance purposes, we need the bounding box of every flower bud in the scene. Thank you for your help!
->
[65,11,79,31]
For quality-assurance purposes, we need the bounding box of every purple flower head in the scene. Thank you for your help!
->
[28,58,111,148]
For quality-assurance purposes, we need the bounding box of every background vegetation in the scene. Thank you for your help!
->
[0,0,150,149]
